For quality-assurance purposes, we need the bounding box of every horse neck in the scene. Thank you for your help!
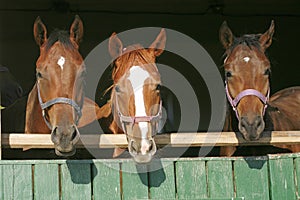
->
[25,83,50,134]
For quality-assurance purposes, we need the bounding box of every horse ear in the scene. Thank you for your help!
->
[108,32,123,59]
[149,28,166,57]
[259,20,275,51]
[219,21,234,49]
[33,16,47,47]
[70,15,84,45]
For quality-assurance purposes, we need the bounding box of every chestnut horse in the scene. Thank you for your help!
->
[220,21,300,156]
[26,16,105,156]
[106,29,166,163]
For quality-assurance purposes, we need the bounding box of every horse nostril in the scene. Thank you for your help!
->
[51,127,59,144]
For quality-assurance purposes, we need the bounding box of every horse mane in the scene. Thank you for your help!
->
[226,34,263,56]
[45,29,75,52]
[111,44,156,83]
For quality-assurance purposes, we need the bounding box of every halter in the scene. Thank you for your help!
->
[36,82,82,130]
[225,81,269,119]
[114,93,163,133]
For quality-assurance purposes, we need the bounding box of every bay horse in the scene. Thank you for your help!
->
[106,29,166,163]
[25,16,106,156]
[220,21,300,156]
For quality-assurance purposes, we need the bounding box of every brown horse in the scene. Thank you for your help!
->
[25,16,106,156]
[106,29,166,163]
[220,21,300,156]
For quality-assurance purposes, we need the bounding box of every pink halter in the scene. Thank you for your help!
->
[225,81,269,119]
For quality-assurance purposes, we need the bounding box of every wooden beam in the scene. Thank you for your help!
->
[1,131,300,149]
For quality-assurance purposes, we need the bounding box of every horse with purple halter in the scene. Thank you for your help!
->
[220,21,300,156]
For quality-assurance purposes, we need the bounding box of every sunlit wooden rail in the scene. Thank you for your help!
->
[2,131,300,149]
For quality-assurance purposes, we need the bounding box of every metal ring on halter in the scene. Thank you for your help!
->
[225,81,270,119]
[36,82,82,130]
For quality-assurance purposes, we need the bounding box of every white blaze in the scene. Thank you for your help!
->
[57,56,65,70]
[128,66,150,145]
[243,56,250,63]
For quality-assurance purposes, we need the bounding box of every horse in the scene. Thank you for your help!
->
[0,65,23,107]
[104,29,166,163]
[25,15,107,156]
[220,21,300,156]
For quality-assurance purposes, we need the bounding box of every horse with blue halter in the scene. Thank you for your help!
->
[25,16,105,156]
[106,29,166,163]
[220,21,300,156]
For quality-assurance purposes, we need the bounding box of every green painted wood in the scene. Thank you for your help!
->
[34,163,59,200]
[175,160,207,199]
[13,164,33,199]
[269,157,297,200]
[1,165,14,200]
[234,159,269,200]
[121,161,149,200]
[92,161,121,200]
[207,160,234,198]
[61,163,91,200]
[148,160,176,199]
[295,158,300,199]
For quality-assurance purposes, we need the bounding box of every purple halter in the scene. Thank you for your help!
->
[114,93,162,133]
[225,81,269,119]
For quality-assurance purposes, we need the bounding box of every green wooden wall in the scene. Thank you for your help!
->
[0,153,300,199]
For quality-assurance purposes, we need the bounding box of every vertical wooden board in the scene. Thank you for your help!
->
[269,158,296,200]
[34,163,59,200]
[1,165,14,200]
[295,158,300,199]
[234,159,269,200]
[13,164,33,199]
[92,162,121,200]
[61,163,91,200]
[175,160,207,199]
[148,160,176,199]
[121,161,149,200]
[207,160,234,198]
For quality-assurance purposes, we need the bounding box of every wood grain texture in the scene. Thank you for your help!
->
[207,160,234,198]
[92,161,121,200]
[148,160,176,199]
[121,161,149,200]
[34,163,59,200]
[269,157,297,200]
[234,159,269,200]
[175,160,207,199]
[2,131,300,149]
[61,163,91,200]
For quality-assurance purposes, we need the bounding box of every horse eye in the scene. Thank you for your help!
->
[155,84,161,91]
[225,71,232,78]
[264,68,271,76]
[115,85,121,93]
[36,72,42,79]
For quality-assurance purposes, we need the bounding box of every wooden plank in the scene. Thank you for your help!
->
[175,160,207,199]
[13,164,33,199]
[295,158,300,198]
[269,157,297,200]
[121,161,149,200]
[206,160,234,198]
[34,163,59,200]
[148,160,176,199]
[234,159,269,200]
[2,131,300,149]
[61,163,92,200]
[0,164,13,199]
[92,161,121,200]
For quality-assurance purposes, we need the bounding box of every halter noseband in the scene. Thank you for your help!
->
[225,81,269,119]
[114,93,163,133]
[37,82,82,130]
